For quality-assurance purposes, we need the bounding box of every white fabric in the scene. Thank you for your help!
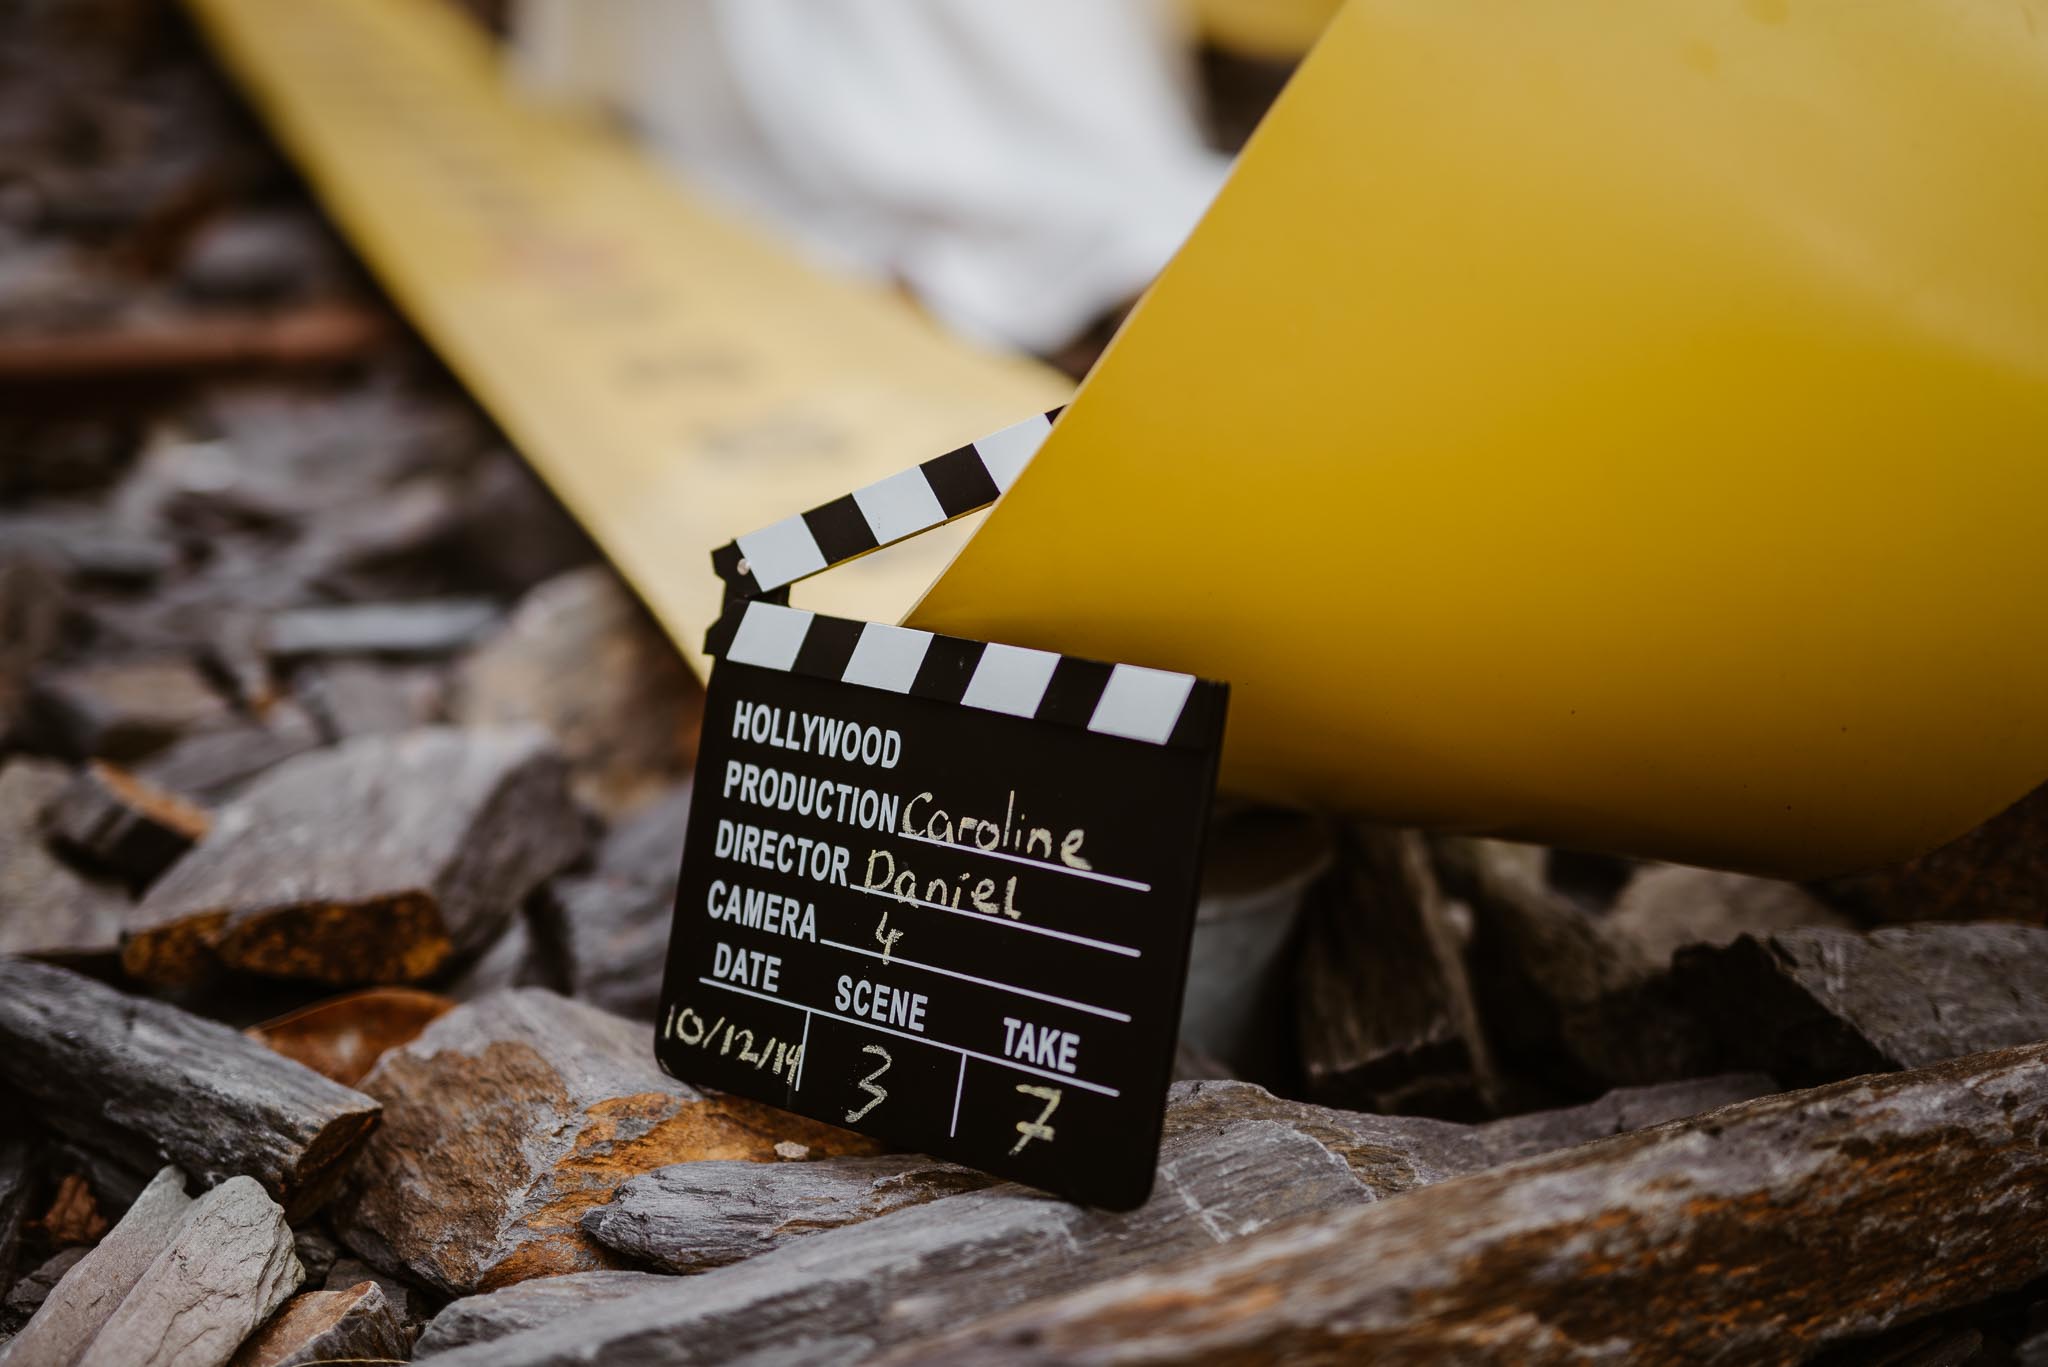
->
[514,0,1230,351]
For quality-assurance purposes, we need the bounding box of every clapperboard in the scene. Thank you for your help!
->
[657,410,1228,1210]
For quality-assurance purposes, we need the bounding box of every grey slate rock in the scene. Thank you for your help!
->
[0,1131,31,1305]
[530,780,691,1020]
[1295,826,1493,1115]
[0,962,381,1221]
[267,599,498,661]
[0,759,129,960]
[1675,923,2048,1084]
[421,1074,1767,1366]
[226,1280,410,1367]
[1,1248,85,1333]
[125,725,584,987]
[414,1271,676,1356]
[889,1044,2048,1366]
[75,1176,302,1367]
[1,1167,195,1367]
[583,1155,993,1274]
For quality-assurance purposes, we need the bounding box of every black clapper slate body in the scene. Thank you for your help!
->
[657,599,1227,1210]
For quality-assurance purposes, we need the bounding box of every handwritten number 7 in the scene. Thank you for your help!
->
[845,1043,891,1123]
[1010,1084,1061,1155]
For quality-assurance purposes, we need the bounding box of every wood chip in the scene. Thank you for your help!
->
[225,1281,410,1367]
[293,661,444,740]
[418,1074,1773,1364]
[41,760,210,885]
[1674,923,2048,1084]
[74,1176,301,1367]
[21,657,232,762]
[247,989,454,1088]
[333,989,874,1296]
[0,759,128,960]
[124,725,584,987]
[1,1166,193,1367]
[886,1044,2048,1365]
[453,567,701,818]
[0,962,380,1220]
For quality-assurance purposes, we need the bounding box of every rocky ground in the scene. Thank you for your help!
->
[1,3,2045,1364]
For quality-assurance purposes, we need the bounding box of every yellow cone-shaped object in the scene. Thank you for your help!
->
[911,0,2048,877]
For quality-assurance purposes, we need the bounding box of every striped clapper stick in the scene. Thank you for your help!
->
[663,413,1229,1210]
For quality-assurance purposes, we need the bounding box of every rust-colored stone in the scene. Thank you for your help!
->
[333,989,873,1296]
[247,988,455,1088]
[124,726,584,987]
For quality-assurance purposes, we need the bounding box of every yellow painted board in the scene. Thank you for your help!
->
[182,0,1069,675]
[914,0,2048,877]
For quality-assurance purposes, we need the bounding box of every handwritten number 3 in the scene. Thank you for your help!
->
[845,1043,891,1123]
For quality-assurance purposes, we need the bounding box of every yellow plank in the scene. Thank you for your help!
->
[183,0,1069,674]
[914,0,2048,876]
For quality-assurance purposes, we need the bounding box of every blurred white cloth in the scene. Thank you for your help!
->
[513,0,1230,352]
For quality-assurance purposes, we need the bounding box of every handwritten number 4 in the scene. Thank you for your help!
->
[845,1043,891,1123]
[1010,1084,1060,1155]
[874,910,903,963]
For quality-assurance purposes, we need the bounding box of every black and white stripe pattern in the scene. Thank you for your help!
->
[705,599,1222,749]
[716,408,1063,598]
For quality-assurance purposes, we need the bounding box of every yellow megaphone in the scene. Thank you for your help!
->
[910,0,2048,878]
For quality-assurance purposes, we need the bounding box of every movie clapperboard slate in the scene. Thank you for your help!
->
[657,410,1229,1210]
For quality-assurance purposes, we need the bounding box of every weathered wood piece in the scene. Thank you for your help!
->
[584,1155,993,1274]
[0,1167,194,1367]
[226,1281,409,1367]
[132,704,325,805]
[41,760,210,885]
[453,567,700,818]
[1817,780,2048,927]
[334,989,873,1296]
[890,1044,2048,1366]
[74,1176,302,1367]
[421,1074,1772,1365]
[247,989,454,1088]
[267,599,497,662]
[414,1271,675,1356]
[0,759,129,959]
[0,963,380,1220]
[125,726,584,986]
[22,657,232,761]
[1675,924,2048,1084]
[1605,864,1852,967]
[1295,827,1493,1115]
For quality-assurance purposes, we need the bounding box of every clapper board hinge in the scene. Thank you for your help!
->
[703,597,1224,751]
[712,406,1064,607]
